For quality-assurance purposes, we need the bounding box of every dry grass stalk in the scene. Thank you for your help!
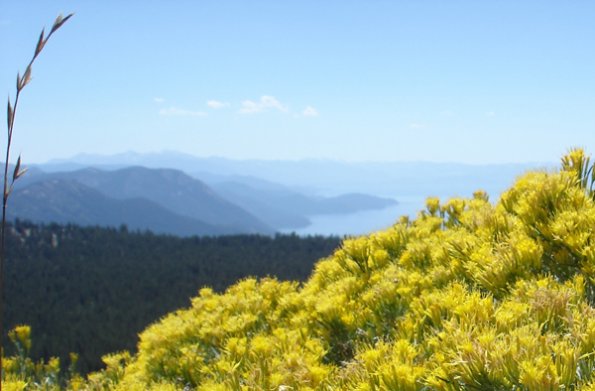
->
[2,13,73,388]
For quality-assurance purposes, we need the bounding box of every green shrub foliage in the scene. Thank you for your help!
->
[6,149,595,390]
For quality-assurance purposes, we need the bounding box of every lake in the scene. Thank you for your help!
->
[282,196,427,237]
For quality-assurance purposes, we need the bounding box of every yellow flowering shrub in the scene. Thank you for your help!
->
[2,325,83,390]
[80,149,595,390]
[8,149,595,390]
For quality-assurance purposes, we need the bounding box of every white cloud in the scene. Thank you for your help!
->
[409,123,425,129]
[153,97,165,103]
[485,111,496,117]
[302,106,319,117]
[239,95,288,114]
[159,107,207,117]
[207,100,229,109]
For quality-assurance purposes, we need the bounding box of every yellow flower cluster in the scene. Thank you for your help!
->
[6,148,595,390]
[2,325,79,390]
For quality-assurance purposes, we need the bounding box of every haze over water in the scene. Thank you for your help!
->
[283,197,424,237]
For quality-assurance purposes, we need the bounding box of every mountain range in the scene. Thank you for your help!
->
[20,150,554,236]
[9,179,224,236]
[43,150,554,197]
[11,164,397,236]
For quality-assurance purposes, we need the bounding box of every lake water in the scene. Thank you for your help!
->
[281,196,427,237]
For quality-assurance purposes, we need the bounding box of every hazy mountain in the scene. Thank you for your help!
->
[196,171,308,194]
[8,179,226,236]
[34,160,403,231]
[209,181,310,229]
[212,181,396,229]
[18,167,273,234]
[36,151,551,236]
[44,151,554,198]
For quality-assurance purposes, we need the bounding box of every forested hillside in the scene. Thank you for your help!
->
[3,222,340,373]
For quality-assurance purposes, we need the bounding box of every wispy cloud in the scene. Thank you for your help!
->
[409,122,426,129]
[440,109,455,117]
[153,97,165,103]
[207,100,229,109]
[485,111,496,117]
[159,107,207,117]
[302,106,319,117]
[239,95,288,114]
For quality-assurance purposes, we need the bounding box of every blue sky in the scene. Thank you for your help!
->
[1,1,595,164]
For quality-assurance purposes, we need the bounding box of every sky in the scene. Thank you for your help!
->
[1,1,595,164]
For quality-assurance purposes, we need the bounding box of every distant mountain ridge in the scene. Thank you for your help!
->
[15,167,272,235]
[28,150,554,236]
[14,163,398,235]
[42,167,271,233]
[9,179,225,236]
[43,151,553,197]
[211,181,396,229]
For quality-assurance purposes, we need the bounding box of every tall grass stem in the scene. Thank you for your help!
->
[1,14,72,389]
